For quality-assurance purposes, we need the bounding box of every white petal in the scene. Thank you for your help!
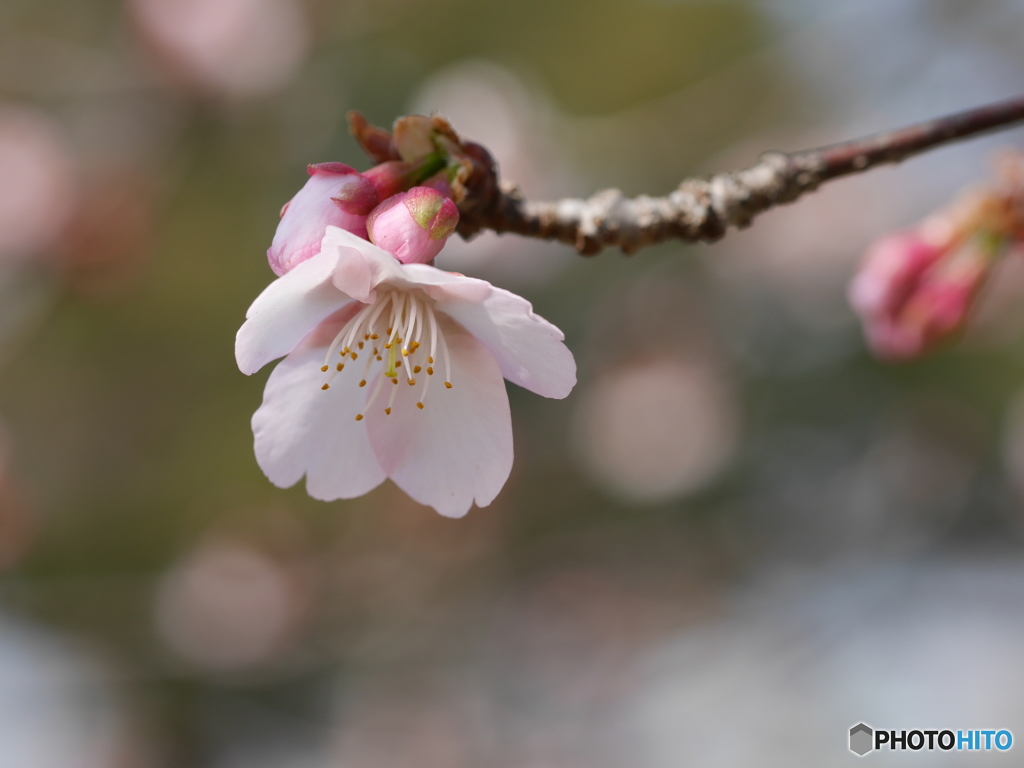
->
[365,322,513,518]
[236,249,349,375]
[322,226,404,294]
[252,338,386,501]
[436,286,576,399]
[400,263,492,302]
[321,226,493,301]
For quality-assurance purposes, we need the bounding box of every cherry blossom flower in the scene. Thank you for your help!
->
[236,227,576,517]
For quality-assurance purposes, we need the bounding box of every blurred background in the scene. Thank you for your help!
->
[2,0,1024,765]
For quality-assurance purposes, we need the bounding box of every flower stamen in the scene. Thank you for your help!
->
[356,372,387,420]
[317,289,453,411]
[435,319,453,388]
[385,342,399,378]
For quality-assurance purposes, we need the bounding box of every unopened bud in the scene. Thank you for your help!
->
[849,232,945,320]
[420,170,453,198]
[850,228,1002,360]
[332,175,378,216]
[392,115,435,163]
[268,163,369,276]
[362,161,417,201]
[366,187,459,264]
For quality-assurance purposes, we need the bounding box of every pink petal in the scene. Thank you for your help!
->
[330,244,376,303]
[400,263,492,302]
[252,336,386,500]
[365,322,513,518]
[436,286,576,399]
[321,226,403,295]
[321,226,492,301]
[268,171,368,276]
[236,249,349,375]
[307,162,357,175]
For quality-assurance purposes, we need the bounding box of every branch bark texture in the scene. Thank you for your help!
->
[454,94,1024,255]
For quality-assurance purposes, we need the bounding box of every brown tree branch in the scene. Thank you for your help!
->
[454,94,1024,255]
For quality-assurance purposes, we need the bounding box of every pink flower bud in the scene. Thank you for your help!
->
[332,175,378,216]
[849,229,1000,360]
[366,187,459,264]
[361,161,416,201]
[420,170,453,198]
[848,232,945,320]
[392,115,435,162]
[267,163,370,276]
[361,154,448,200]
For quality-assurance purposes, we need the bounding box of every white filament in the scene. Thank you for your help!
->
[322,289,453,417]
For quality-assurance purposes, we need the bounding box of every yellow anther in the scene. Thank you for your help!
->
[358,341,364,349]
[395,360,402,368]
[355,414,364,421]
[407,378,416,386]
[384,407,391,415]
[427,356,434,364]
[391,378,398,385]
[386,327,392,334]
[370,333,379,339]
[416,402,424,409]
[445,382,453,389]
[413,366,421,374]
[363,333,370,340]
[410,341,420,351]
[401,348,408,357]
[359,379,367,387]
[350,352,358,360]
[376,355,382,361]
[336,363,344,371]
[321,383,330,390]
[320,365,329,372]
[426,367,434,375]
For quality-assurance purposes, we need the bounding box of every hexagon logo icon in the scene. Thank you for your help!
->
[850,723,874,756]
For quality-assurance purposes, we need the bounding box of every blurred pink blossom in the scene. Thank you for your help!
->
[849,188,1015,360]
[573,357,739,503]
[154,540,307,670]
[129,0,309,100]
[854,240,992,360]
[57,170,156,296]
[847,232,945,326]
[0,105,77,261]
[236,227,575,517]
